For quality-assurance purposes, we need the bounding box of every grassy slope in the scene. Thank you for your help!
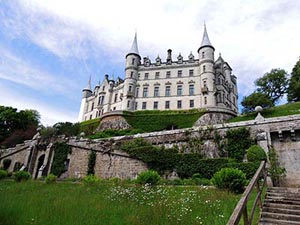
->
[123,109,205,132]
[228,102,300,123]
[0,180,241,225]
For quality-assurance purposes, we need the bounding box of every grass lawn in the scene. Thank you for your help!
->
[228,102,300,123]
[0,180,242,225]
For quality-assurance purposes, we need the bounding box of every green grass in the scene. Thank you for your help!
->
[123,109,205,132]
[79,118,101,135]
[0,180,242,225]
[228,102,300,123]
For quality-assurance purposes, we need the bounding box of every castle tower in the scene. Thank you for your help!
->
[122,33,141,110]
[78,76,92,121]
[198,24,215,107]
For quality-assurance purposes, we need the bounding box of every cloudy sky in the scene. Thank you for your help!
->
[0,0,299,125]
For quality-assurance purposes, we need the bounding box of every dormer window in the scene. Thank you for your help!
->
[145,73,149,80]
[202,52,205,58]
[130,71,134,78]
[178,70,182,77]
[132,58,135,65]
[203,65,206,72]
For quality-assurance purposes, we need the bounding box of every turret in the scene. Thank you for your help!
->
[198,24,216,107]
[123,33,141,110]
[78,76,93,121]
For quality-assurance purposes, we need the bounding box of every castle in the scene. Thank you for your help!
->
[78,25,238,122]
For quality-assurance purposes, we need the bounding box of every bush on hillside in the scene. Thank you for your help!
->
[14,171,31,182]
[246,145,267,162]
[212,168,247,194]
[83,175,100,185]
[136,170,161,185]
[0,170,8,179]
[45,174,57,184]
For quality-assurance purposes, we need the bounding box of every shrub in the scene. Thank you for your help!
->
[50,142,71,177]
[14,171,31,182]
[226,162,260,180]
[2,159,12,170]
[136,170,161,185]
[246,145,267,162]
[268,147,286,187]
[0,170,8,179]
[83,175,100,185]
[212,168,247,194]
[45,174,57,184]
[87,151,96,175]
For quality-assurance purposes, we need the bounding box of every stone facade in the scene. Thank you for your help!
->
[78,25,238,122]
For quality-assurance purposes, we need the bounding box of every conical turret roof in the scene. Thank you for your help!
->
[83,75,92,92]
[199,24,214,51]
[128,32,140,56]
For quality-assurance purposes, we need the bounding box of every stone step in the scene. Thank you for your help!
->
[261,211,300,222]
[267,192,300,199]
[264,198,300,206]
[263,206,300,216]
[268,187,300,194]
[263,202,300,211]
[259,218,300,225]
[266,195,300,203]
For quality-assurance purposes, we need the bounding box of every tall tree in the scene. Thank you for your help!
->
[241,92,274,113]
[287,58,300,102]
[255,68,289,104]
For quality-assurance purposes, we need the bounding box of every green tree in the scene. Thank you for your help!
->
[287,58,300,102]
[241,92,273,113]
[255,68,289,104]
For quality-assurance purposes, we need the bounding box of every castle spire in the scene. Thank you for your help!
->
[128,32,139,56]
[83,75,92,91]
[199,24,214,51]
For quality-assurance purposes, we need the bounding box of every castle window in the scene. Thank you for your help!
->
[155,72,160,79]
[130,71,134,78]
[233,96,236,105]
[177,70,182,77]
[165,86,171,96]
[189,84,194,95]
[204,96,207,105]
[143,87,148,97]
[189,69,194,76]
[102,86,105,91]
[202,52,205,58]
[177,85,182,96]
[203,80,207,87]
[142,102,147,109]
[132,58,135,65]
[203,65,206,72]
[177,100,182,109]
[129,85,133,92]
[114,93,118,103]
[136,87,139,97]
[98,96,101,105]
[127,100,130,109]
[135,102,138,110]
[165,101,170,109]
[145,73,149,80]
[154,87,159,97]
[190,100,194,108]
[166,71,171,78]
[153,101,158,109]
[89,115,92,120]
[91,103,94,111]
[138,73,140,80]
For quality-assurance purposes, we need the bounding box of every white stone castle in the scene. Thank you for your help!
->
[78,25,238,122]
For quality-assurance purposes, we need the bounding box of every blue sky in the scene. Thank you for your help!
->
[0,0,299,125]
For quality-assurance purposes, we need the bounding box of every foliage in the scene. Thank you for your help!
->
[255,68,289,104]
[13,171,31,182]
[0,106,40,148]
[246,145,267,162]
[226,162,260,180]
[123,109,205,132]
[226,127,254,161]
[228,101,300,123]
[79,118,101,136]
[288,58,300,102]
[136,170,161,185]
[89,129,143,139]
[2,158,12,170]
[41,122,81,138]
[241,92,273,113]
[50,142,71,177]
[0,169,8,179]
[45,174,57,184]
[83,174,100,185]
[268,147,286,187]
[212,168,247,194]
[87,151,96,175]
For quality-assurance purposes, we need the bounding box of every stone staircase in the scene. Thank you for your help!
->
[259,187,300,225]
